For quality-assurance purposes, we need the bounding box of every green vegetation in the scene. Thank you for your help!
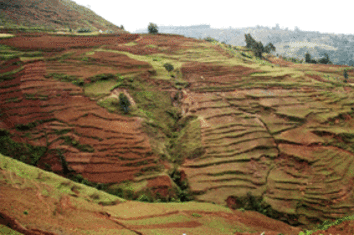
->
[59,136,94,153]
[244,33,276,58]
[163,62,174,73]
[87,73,116,83]
[344,69,349,82]
[305,52,332,64]
[44,73,84,86]
[0,224,23,235]
[170,118,204,163]
[148,22,158,34]
[77,28,92,33]
[119,93,131,113]
[84,80,117,97]
[0,66,24,82]
[0,129,47,166]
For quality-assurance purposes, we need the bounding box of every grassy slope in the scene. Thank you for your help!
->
[0,153,304,235]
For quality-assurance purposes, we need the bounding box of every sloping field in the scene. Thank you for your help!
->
[175,47,354,227]
[106,34,198,55]
[0,52,167,196]
[2,31,354,232]
[0,153,302,235]
[0,33,139,51]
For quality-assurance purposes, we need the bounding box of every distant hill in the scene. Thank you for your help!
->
[0,0,123,33]
[136,25,354,66]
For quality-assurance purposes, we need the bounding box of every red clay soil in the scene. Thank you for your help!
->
[181,62,260,87]
[107,34,199,55]
[0,34,139,51]
[147,175,175,197]
[86,51,152,70]
[0,59,162,185]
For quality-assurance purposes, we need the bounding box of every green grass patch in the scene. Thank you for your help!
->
[46,52,75,62]
[169,118,204,164]
[97,97,119,113]
[0,129,47,166]
[0,224,23,235]
[84,80,118,97]
[0,152,124,205]
[45,73,84,86]
[58,136,94,153]
[0,66,24,82]
[95,49,183,80]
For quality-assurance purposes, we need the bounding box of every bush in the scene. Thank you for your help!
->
[344,69,349,81]
[204,37,217,42]
[77,28,92,33]
[163,63,174,72]
[148,23,158,34]
[119,93,131,113]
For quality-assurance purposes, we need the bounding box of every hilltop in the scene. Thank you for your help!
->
[1,29,354,234]
[0,0,123,33]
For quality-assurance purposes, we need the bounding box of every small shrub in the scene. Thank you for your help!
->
[192,213,202,218]
[90,192,100,200]
[119,93,131,113]
[163,63,174,72]
[77,28,92,33]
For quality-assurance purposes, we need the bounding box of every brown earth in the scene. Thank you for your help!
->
[1,31,354,234]
[0,35,169,196]
[0,33,139,51]
[107,34,199,55]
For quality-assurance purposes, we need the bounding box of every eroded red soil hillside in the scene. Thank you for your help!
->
[1,31,354,234]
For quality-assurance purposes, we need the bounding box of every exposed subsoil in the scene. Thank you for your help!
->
[0,33,139,51]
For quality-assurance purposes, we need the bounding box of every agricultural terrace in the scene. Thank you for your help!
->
[1,32,354,229]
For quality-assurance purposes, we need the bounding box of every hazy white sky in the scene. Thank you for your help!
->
[72,0,352,35]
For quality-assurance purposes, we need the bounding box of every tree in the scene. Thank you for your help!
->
[253,41,264,58]
[119,93,131,113]
[305,52,312,63]
[163,63,174,73]
[244,33,256,49]
[120,25,125,30]
[319,53,331,64]
[264,43,276,53]
[148,23,158,34]
[344,70,349,82]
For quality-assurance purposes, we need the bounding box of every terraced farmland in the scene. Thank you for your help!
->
[0,47,172,198]
[1,32,354,231]
[178,53,354,226]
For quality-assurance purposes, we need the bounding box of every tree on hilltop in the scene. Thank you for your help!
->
[264,43,276,53]
[244,34,257,49]
[318,53,331,64]
[244,34,275,58]
[305,52,312,63]
[148,23,158,34]
[253,41,265,58]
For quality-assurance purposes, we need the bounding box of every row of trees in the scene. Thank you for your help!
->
[305,52,332,64]
[244,34,276,58]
